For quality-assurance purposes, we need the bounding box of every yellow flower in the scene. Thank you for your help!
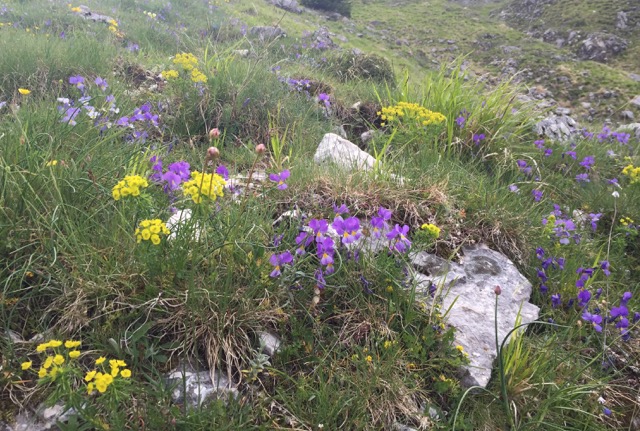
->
[365,355,373,363]
[420,223,441,239]
[150,234,160,245]
[68,350,80,359]
[120,369,132,378]
[46,160,58,167]
[43,356,53,369]
[87,382,95,394]
[36,343,49,353]
[85,370,97,382]
[48,340,63,348]
[183,171,226,204]
[163,69,179,80]
[21,361,32,370]
[95,356,106,365]
[53,354,65,366]
[49,366,59,380]
[64,340,81,348]
[38,367,48,378]
[112,175,149,201]
[386,285,394,293]
[18,88,31,95]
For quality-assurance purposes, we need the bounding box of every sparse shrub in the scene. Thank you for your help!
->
[325,52,395,83]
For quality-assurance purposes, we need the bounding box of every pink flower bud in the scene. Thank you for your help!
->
[207,146,220,159]
[255,144,266,155]
[494,285,502,296]
[209,128,220,139]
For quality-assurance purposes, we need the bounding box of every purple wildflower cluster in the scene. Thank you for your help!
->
[57,75,160,143]
[269,205,412,292]
[542,205,581,245]
[597,125,630,145]
[582,291,637,340]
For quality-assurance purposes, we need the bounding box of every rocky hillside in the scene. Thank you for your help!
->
[302,0,640,125]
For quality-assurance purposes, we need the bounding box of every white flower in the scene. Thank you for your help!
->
[612,191,620,198]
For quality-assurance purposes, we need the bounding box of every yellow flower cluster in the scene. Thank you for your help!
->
[377,102,446,127]
[85,358,131,394]
[421,223,441,238]
[23,339,82,380]
[19,88,31,95]
[163,69,179,80]
[135,219,170,245]
[112,175,149,200]
[173,52,198,70]
[620,216,634,227]
[171,53,208,83]
[622,164,640,184]
[143,11,157,19]
[190,68,208,83]
[183,171,226,204]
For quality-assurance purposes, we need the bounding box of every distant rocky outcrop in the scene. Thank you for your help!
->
[577,32,628,63]
[265,0,303,14]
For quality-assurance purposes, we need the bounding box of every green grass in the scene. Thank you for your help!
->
[1,0,639,429]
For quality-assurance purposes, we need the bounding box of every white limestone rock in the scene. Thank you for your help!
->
[314,133,376,171]
[409,244,540,388]
[166,363,238,407]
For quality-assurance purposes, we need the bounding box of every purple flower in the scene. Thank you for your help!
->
[455,116,466,128]
[168,161,190,180]
[579,155,595,170]
[61,107,80,125]
[600,260,610,276]
[536,247,545,259]
[294,231,312,255]
[616,317,629,329]
[332,216,361,245]
[539,284,548,294]
[582,311,603,332]
[509,184,519,193]
[161,171,182,191]
[595,288,603,299]
[537,269,548,283]
[216,165,229,180]
[575,173,590,183]
[563,151,577,160]
[269,251,293,277]
[543,148,553,157]
[269,169,290,190]
[603,407,612,416]
[94,77,108,91]
[472,133,485,145]
[621,291,632,304]
[315,269,326,289]
[370,216,386,238]
[317,237,335,267]
[387,224,411,253]
[551,293,561,308]
[532,189,543,202]
[317,93,330,108]
[378,207,392,220]
[633,312,640,323]
[309,219,328,240]
[578,289,591,307]
[516,160,531,175]
[333,204,348,216]
[115,116,130,127]
[534,139,545,149]
[610,305,628,319]
[69,75,85,91]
